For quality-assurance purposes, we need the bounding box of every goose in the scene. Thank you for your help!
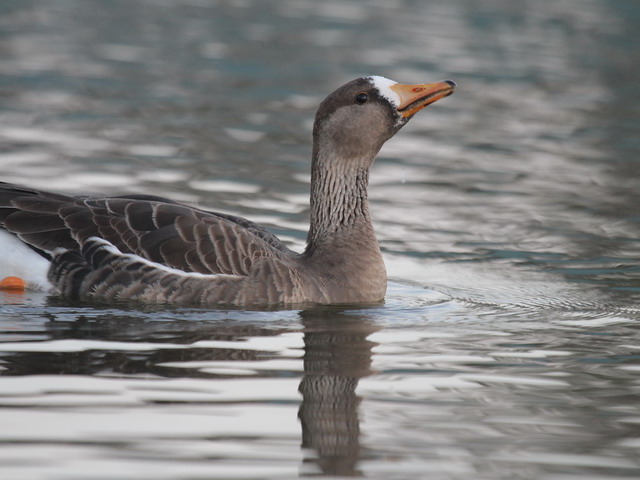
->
[0,76,455,307]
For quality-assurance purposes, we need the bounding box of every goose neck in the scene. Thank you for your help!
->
[305,150,374,254]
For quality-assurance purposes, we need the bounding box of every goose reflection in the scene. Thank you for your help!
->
[0,302,379,475]
[298,308,379,476]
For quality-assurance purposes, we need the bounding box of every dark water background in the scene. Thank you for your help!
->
[0,0,639,478]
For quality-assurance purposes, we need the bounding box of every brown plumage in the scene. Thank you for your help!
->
[0,76,455,307]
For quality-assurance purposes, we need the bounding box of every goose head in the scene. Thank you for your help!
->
[312,76,456,165]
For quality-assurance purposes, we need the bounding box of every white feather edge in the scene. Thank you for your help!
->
[82,236,236,280]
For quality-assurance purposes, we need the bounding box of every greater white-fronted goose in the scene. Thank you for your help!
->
[0,76,455,307]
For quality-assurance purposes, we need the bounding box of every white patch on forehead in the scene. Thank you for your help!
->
[367,76,400,107]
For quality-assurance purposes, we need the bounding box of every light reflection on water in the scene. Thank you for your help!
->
[1,0,639,479]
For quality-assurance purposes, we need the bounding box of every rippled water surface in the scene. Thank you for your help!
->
[1,0,639,478]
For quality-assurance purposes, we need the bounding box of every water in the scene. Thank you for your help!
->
[1,0,639,478]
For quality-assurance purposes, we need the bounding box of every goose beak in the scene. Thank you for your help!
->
[391,80,456,118]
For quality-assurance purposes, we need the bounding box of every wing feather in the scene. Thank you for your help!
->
[4,211,65,233]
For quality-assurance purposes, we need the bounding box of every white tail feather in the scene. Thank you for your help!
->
[0,230,52,291]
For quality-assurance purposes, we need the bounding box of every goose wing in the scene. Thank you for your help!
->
[0,182,294,277]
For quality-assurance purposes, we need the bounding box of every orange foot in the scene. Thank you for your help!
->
[0,276,27,292]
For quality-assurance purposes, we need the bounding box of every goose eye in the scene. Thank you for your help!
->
[355,93,369,105]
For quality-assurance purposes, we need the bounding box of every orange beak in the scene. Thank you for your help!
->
[390,80,456,118]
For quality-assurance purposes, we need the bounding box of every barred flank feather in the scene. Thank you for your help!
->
[48,249,92,298]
